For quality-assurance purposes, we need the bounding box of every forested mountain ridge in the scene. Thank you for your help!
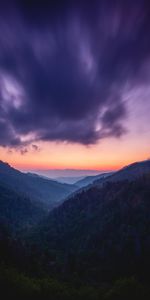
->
[0,161,78,210]
[94,159,150,186]
[28,173,150,282]
[66,160,150,199]
[1,161,150,298]
[0,182,46,235]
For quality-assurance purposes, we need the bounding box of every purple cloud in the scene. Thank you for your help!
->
[0,0,150,147]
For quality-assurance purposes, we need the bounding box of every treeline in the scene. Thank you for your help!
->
[1,173,150,298]
[26,174,150,283]
[0,265,150,300]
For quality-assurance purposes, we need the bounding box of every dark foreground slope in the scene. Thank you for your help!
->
[1,265,149,300]
[0,161,78,210]
[29,174,150,282]
[1,212,150,299]
[0,182,45,234]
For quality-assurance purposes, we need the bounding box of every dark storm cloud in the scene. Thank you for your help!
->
[0,0,150,147]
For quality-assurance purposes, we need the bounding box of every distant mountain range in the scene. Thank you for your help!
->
[28,168,103,179]
[56,173,113,186]
[55,176,85,184]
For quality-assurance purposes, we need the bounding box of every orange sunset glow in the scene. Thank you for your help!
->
[1,92,150,174]
[0,0,149,177]
[0,125,149,172]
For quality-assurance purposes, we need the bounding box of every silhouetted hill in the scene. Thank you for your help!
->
[94,160,150,186]
[0,161,78,210]
[29,172,150,282]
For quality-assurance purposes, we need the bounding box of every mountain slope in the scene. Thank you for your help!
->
[75,172,113,188]
[56,176,85,184]
[29,173,150,281]
[0,161,78,210]
[94,160,150,186]
[0,182,45,235]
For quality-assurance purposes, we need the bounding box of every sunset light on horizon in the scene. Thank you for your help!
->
[0,0,149,175]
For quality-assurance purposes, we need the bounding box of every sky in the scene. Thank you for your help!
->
[0,0,150,174]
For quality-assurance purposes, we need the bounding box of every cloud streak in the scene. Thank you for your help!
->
[0,0,150,147]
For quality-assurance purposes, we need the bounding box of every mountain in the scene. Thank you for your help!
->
[0,182,45,235]
[55,174,113,186]
[0,161,78,210]
[64,160,148,195]
[75,172,113,188]
[94,160,150,186]
[30,168,101,179]
[29,171,150,282]
[56,176,85,184]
